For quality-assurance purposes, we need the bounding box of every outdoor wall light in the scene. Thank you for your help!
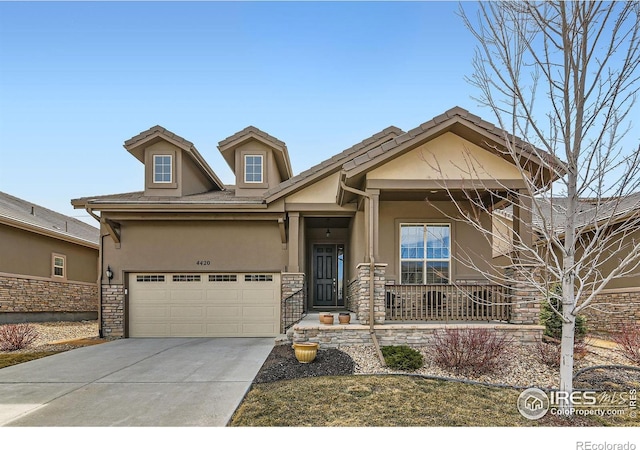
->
[106,266,113,284]
[326,228,331,238]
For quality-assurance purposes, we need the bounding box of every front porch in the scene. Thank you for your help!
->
[281,263,544,348]
[288,312,543,348]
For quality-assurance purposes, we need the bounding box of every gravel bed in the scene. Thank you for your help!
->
[0,321,100,354]
[339,342,639,390]
[255,340,639,391]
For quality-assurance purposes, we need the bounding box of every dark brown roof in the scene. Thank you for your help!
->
[218,125,287,150]
[263,125,403,201]
[0,191,99,246]
[124,125,195,150]
[72,189,264,206]
[342,106,561,181]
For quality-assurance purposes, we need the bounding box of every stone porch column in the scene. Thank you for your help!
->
[354,263,387,325]
[507,265,542,325]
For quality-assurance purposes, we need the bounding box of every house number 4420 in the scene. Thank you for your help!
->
[196,260,211,266]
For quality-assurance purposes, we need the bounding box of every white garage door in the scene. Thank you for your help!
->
[128,273,281,337]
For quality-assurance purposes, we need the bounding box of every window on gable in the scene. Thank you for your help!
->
[244,155,263,183]
[400,224,450,284]
[52,253,66,279]
[153,155,172,183]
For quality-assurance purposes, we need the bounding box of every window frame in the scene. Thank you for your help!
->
[153,154,173,184]
[399,223,451,285]
[244,154,264,184]
[52,253,66,280]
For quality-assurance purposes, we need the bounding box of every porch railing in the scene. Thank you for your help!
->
[385,284,511,322]
[282,285,307,332]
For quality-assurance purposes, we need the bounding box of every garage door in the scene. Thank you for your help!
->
[128,273,281,337]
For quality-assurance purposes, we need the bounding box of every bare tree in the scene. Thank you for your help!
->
[437,1,640,404]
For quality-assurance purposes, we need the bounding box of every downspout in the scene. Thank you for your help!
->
[340,180,386,366]
[88,207,103,338]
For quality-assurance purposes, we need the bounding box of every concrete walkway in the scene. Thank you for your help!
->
[0,337,274,426]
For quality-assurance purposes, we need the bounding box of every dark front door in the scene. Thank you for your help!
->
[313,244,337,307]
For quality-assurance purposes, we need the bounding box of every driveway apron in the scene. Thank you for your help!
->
[0,338,273,426]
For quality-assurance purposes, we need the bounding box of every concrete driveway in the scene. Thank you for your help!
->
[0,338,274,426]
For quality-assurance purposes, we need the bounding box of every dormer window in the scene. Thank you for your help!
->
[153,155,173,183]
[244,155,263,183]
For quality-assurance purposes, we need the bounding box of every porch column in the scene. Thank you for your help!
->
[354,263,387,325]
[288,212,300,273]
[507,264,543,325]
[512,191,533,262]
[365,188,380,262]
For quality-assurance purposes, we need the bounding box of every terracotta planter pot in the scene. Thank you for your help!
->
[322,314,334,325]
[338,313,351,324]
[293,342,319,363]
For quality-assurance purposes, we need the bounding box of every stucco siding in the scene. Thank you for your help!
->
[286,172,340,204]
[0,223,98,283]
[378,201,494,284]
[102,220,287,284]
[367,132,526,181]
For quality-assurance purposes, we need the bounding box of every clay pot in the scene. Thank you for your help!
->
[322,314,334,325]
[293,342,319,363]
[338,313,351,324]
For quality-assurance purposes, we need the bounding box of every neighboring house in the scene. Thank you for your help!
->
[0,192,99,323]
[495,195,640,332]
[72,107,555,344]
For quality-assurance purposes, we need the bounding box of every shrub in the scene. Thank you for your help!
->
[432,328,512,375]
[0,323,39,351]
[381,345,424,371]
[611,323,640,365]
[540,285,587,341]
[532,336,589,368]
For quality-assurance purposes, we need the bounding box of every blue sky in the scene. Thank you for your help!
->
[2,1,637,227]
[0,1,479,224]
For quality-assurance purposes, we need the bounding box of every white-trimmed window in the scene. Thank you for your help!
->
[52,253,66,279]
[153,155,173,183]
[244,155,263,183]
[400,224,450,284]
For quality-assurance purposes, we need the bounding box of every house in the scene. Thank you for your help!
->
[0,191,99,323]
[71,107,555,344]
[495,194,640,333]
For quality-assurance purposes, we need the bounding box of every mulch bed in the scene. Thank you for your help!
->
[253,344,355,383]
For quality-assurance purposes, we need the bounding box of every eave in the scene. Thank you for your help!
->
[0,215,99,250]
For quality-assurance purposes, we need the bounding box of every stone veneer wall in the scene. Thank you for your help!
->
[0,273,97,321]
[101,284,124,338]
[346,278,359,313]
[353,263,387,325]
[291,323,544,348]
[281,273,305,332]
[506,265,542,325]
[581,289,640,333]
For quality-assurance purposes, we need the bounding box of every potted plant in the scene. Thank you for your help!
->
[322,314,334,325]
[339,312,351,324]
[292,342,319,363]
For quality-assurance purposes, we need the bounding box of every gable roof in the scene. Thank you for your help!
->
[124,125,225,191]
[341,106,560,189]
[263,125,403,203]
[218,126,293,182]
[0,191,99,248]
[495,193,640,239]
